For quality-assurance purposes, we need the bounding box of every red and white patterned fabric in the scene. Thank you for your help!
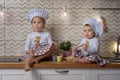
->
[74,51,110,66]
[22,43,51,61]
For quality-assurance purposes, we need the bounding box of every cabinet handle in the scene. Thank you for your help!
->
[55,70,69,74]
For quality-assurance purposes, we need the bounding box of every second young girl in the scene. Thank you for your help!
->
[72,18,109,65]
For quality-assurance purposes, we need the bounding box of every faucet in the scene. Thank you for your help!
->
[113,35,120,58]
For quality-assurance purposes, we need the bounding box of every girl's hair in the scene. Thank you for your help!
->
[31,16,46,28]
[84,24,91,27]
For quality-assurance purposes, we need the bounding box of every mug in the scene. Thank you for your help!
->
[57,56,62,62]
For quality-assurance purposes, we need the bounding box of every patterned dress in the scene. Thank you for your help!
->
[74,51,110,66]
[22,43,52,61]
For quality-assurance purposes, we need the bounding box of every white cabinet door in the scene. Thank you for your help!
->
[1,69,31,80]
[98,69,120,80]
[32,69,91,80]
[91,69,120,80]
[0,75,1,80]
[2,75,25,80]
[0,71,2,80]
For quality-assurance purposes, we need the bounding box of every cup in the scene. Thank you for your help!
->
[52,55,57,61]
[57,56,62,62]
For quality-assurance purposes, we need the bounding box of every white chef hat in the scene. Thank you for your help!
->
[28,9,48,21]
[83,18,103,37]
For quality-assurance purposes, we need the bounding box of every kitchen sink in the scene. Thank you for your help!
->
[0,56,22,62]
[104,57,120,63]
[110,58,120,63]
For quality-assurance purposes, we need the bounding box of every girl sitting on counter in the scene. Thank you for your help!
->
[22,9,56,71]
[71,18,110,66]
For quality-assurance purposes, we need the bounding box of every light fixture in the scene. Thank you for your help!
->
[62,0,67,17]
[0,4,3,16]
[63,6,67,16]
[113,36,120,58]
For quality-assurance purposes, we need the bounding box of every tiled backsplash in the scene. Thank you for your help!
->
[0,0,120,57]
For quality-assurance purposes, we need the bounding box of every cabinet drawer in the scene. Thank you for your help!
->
[35,69,90,74]
[32,69,91,80]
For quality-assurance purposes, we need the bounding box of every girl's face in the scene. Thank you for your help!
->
[31,16,45,32]
[83,25,95,39]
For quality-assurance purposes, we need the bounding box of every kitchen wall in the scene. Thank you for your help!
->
[0,0,120,57]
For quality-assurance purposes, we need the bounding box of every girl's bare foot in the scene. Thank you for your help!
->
[79,58,92,63]
[25,65,31,71]
[73,58,79,63]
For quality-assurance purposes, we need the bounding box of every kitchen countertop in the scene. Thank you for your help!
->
[0,61,120,69]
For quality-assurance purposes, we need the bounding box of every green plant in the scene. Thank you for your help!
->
[60,41,71,51]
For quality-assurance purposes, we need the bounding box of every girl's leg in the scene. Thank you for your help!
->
[72,57,92,63]
[35,43,55,64]
[78,58,92,63]
[25,57,35,71]
[72,57,79,63]
[25,58,31,71]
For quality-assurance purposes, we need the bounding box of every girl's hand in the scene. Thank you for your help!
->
[72,46,77,52]
[82,43,89,51]
[35,42,40,46]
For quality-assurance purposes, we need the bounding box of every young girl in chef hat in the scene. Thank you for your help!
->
[71,18,109,66]
[22,9,55,71]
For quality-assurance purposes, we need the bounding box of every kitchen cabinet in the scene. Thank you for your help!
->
[0,69,120,80]
[0,62,120,80]
[32,69,120,80]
